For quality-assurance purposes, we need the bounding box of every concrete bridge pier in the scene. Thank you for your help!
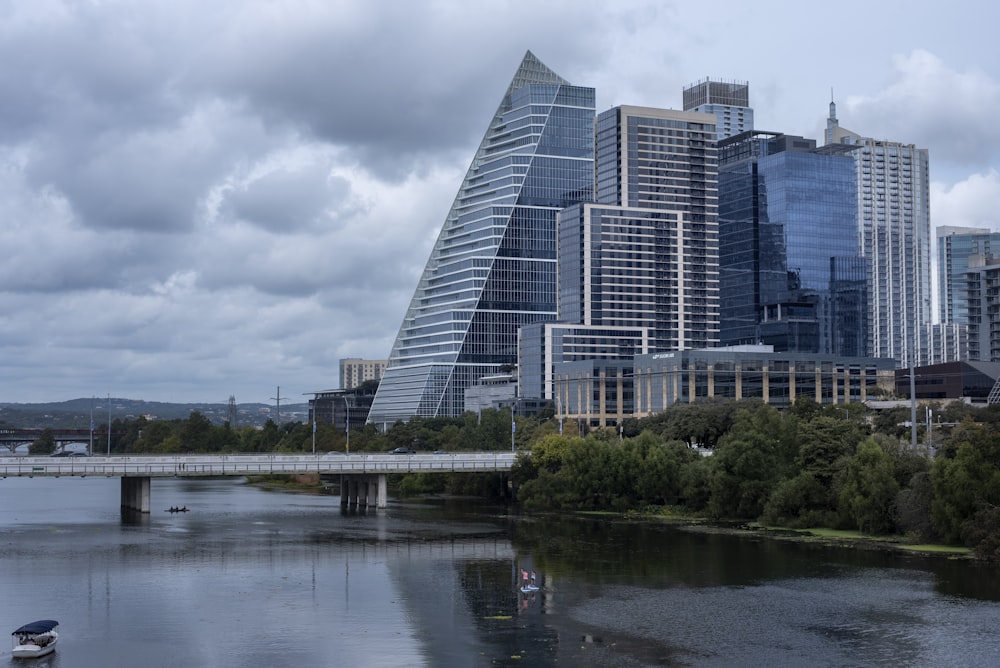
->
[340,474,387,509]
[121,476,151,513]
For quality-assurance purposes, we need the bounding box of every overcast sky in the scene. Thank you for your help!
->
[2,0,998,405]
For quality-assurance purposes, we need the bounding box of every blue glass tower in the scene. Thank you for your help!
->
[826,101,931,368]
[718,132,866,356]
[368,52,595,423]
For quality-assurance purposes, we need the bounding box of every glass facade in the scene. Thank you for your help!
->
[827,103,932,368]
[368,52,595,423]
[633,348,894,412]
[937,226,1000,324]
[718,132,866,356]
[552,347,894,427]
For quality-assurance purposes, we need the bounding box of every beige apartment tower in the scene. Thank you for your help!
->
[340,358,387,390]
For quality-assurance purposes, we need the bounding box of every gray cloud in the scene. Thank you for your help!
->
[844,50,1000,170]
[0,0,996,403]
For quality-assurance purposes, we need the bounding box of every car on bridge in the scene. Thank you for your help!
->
[390,447,416,455]
[50,451,90,457]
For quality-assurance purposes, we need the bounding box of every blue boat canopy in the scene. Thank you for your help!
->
[12,620,58,635]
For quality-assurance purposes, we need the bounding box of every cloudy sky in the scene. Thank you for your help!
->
[2,0,998,405]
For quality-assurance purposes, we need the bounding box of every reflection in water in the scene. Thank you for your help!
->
[1,478,999,667]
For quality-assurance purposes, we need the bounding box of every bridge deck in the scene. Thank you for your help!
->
[0,452,517,478]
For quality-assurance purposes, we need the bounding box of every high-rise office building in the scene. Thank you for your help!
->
[569,105,720,350]
[826,100,931,368]
[367,52,595,423]
[520,106,720,413]
[717,131,866,356]
[937,226,1000,324]
[682,79,753,140]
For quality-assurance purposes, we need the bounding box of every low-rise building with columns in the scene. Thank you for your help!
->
[552,345,896,429]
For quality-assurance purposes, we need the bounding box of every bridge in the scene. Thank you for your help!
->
[0,452,518,512]
[0,427,113,451]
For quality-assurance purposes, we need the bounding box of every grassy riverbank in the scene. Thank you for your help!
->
[593,507,975,559]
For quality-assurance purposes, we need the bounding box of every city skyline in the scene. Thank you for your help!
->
[2,1,998,404]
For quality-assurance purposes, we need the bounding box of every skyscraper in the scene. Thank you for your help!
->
[826,100,931,368]
[717,131,867,356]
[937,226,1000,324]
[367,52,595,424]
[565,105,720,351]
[682,79,753,140]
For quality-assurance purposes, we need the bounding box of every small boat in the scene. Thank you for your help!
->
[166,506,190,513]
[11,620,58,658]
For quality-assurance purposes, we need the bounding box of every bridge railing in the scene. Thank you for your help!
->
[0,452,519,478]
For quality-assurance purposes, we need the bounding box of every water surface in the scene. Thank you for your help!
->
[2,476,998,667]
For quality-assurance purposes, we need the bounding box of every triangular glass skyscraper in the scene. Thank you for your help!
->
[368,52,595,423]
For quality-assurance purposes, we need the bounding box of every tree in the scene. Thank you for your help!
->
[962,505,1000,561]
[837,438,899,534]
[762,472,832,528]
[896,472,936,542]
[931,422,1000,544]
[631,432,694,506]
[28,429,56,455]
[181,412,213,452]
[707,404,798,519]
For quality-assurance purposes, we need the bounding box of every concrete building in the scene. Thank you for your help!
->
[518,322,649,401]
[463,374,517,416]
[339,358,387,390]
[920,322,968,366]
[516,105,719,408]
[682,78,753,140]
[580,104,721,350]
[553,346,895,428]
[965,253,1000,362]
[937,226,1000,325]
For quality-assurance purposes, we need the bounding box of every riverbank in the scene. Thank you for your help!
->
[605,508,974,560]
[248,476,975,560]
[678,522,972,559]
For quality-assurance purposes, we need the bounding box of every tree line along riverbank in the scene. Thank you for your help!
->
[510,400,1000,561]
[12,397,1000,560]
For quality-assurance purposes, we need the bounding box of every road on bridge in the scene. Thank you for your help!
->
[0,451,518,478]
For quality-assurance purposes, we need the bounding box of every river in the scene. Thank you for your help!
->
[1,476,998,667]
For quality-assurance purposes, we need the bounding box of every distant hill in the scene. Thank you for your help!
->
[0,398,311,429]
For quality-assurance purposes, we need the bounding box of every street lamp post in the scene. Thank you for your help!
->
[342,395,350,453]
[556,394,563,435]
[510,398,517,453]
[89,396,94,456]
